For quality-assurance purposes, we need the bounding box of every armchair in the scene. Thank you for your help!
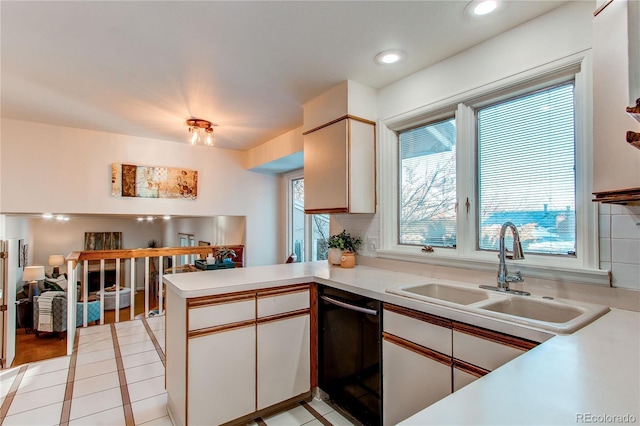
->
[33,293,101,337]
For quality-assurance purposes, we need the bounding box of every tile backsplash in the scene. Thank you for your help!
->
[331,204,640,290]
[599,204,640,290]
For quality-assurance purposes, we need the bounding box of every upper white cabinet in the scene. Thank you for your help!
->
[303,80,377,214]
[593,0,640,194]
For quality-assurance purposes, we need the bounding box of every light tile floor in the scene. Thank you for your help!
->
[0,316,355,426]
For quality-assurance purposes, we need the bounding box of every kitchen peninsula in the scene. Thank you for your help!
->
[163,262,639,426]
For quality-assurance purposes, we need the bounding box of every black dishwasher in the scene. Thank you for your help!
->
[319,285,382,426]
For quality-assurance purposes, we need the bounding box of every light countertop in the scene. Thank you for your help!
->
[163,262,640,425]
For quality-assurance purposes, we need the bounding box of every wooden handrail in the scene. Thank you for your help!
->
[67,245,243,261]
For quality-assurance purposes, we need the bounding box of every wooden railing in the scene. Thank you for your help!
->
[62,245,244,354]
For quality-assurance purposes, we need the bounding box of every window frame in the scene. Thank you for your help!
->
[397,115,458,249]
[378,52,607,285]
[284,170,329,262]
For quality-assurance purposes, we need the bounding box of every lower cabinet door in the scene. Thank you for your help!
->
[188,325,256,425]
[383,339,452,426]
[453,365,480,392]
[257,314,310,410]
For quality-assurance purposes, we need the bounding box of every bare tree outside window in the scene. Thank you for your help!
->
[399,118,457,247]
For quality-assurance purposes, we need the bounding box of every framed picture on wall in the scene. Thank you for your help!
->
[84,232,123,250]
[198,241,210,246]
[18,239,24,267]
[21,243,28,268]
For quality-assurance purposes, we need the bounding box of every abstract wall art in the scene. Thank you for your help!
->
[111,163,198,199]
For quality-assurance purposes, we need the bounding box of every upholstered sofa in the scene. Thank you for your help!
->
[33,292,101,336]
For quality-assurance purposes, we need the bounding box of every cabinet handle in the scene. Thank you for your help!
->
[320,295,378,316]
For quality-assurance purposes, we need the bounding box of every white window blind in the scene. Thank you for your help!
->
[399,118,457,247]
[477,83,576,256]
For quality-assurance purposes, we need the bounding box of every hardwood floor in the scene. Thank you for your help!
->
[12,290,150,367]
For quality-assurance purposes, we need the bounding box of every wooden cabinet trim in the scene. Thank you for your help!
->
[383,332,452,367]
[302,115,376,136]
[593,0,614,17]
[188,319,255,339]
[256,309,310,325]
[304,208,349,214]
[256,284,310,298]
[188,291,256,308]
[384,303,452,329]
[452,322,538,351]
[310,283,318,389]
[453,359,490,378]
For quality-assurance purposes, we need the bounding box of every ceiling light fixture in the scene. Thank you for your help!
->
[465,0,500,17]
[374,50,406,65]
[186,118,216,146]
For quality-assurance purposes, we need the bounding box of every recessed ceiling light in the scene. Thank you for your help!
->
[465,0,501,17]
[163,215,171,220]
[42,213,53,219]
[375,50,406,65]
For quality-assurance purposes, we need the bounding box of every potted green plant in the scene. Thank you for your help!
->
[327,230,362,265]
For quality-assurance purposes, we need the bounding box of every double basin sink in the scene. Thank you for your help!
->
[386,282,610,334]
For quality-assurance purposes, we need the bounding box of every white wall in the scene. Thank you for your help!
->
[27,215,164,287]
[162,216,245,247]
[377,1,593,121]
[2,216,31,283]
[0,119,280,266]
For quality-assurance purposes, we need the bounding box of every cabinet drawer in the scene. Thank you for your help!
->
[383,306,452,357]
[189,298,255,331]
[258,287,309,318]
[453,329,525,371]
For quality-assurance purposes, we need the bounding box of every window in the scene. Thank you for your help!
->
[399,118,457,248]
[379,55,602,281]
[178,233,195,265]
[288,175,329,262]
[397,82,577,257]
[477,83,576,256]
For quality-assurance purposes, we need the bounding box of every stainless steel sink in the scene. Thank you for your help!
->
[389,283,489,305]
[478,297,584,323]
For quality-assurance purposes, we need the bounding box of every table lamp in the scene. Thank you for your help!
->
[23,265,45,298]
[48,254,65,278]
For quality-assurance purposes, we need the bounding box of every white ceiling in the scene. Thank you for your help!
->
[1,1,569,151]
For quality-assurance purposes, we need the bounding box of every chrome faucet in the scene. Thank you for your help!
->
[480,221,530,296]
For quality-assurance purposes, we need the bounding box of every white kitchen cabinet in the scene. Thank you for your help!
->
[186,293,256,425]
[382,304,452,426]
[257,315,310,409]
[256,284,311,411]
[452,359,489,392]
[593,0,640,193]
[189,325,256,425]
[166,284,313,426]
[452,322,536,372]
[303,117,376,213]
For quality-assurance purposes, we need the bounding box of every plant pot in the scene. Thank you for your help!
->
[340,251,356,268]
[328,248,343,265]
